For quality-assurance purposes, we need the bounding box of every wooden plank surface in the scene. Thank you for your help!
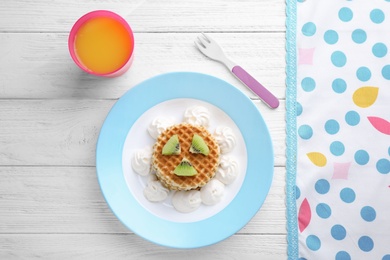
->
[0,0,288,258]
[0,0,285,33]
[0,234,286,260]
[0,33,285,99]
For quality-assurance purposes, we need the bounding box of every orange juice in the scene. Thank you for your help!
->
[74,16,133,74]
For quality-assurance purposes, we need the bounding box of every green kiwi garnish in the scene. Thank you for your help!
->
[162,134,181,155]
[173,158,198,176]
[189,134,210,156]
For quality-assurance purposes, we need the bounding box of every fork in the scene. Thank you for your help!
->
[195,33,279,109]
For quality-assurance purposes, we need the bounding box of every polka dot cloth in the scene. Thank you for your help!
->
[291,1,390,259]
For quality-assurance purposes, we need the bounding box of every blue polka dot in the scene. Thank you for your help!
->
[306,235,321,251]
[324,30,339,44]
[382,65,390,80]
[331,51,347,67]
[358,236,374,252]
[325,119,340,134]
[332,78,347,93]
[315,179,330,194]
[352,29,367,44]
[388,146,390,156]
[301,77,316,92]
[336,251,351,260]
[383,254,390,260]
[297,0,305,2]
[339,7,353,22]
[316,203,331,219]
[356,67,371,81]
[354,150,370,165]
[302,22,317,36]
[296,102,303,116]
[295,185,301,200]
[331,224,347,240]
[340,188,356,203]
[330,141,345,156]
[345,111,360,126]
[361,206,376,222]
[370,9,385,24]
[372,43,387,58]
[299,125,313,140]
[376,158,390,174]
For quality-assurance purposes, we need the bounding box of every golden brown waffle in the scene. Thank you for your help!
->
[152,123,220,191]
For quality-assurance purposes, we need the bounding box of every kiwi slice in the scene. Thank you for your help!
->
[189,134,210,156]
[173,158,198,176]
[162,134,181,155]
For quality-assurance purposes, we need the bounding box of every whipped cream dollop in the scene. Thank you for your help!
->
[200,179,225,205]
[131,146,153,176]
[144,180,170,202]
[183,106,210,127]
[147,173,158,182]
[213,126,236,154]
[172,190,202,213]
[215,156,239,185]
[148,117,174,139]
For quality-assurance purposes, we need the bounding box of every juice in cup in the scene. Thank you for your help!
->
[69,10,134,77]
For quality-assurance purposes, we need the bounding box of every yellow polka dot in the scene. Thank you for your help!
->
[352,87,379,108]
[307,152,327,167]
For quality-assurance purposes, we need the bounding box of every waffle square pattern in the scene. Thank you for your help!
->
[152,123,220,190]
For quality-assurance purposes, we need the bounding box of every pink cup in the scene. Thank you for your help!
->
[68,10,135,77]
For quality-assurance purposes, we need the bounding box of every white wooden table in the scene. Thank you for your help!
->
[0,1,287,258]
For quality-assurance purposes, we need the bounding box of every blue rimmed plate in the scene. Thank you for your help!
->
[96,72,274,248]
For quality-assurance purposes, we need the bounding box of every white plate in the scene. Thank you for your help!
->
[122,98,247,223]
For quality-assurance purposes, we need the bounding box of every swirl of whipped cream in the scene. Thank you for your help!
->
[148,117,174,139]
[131,146,152,176]
[143,180,170,202]
[213,126,236,154]
[200,179,225,205]
[183,106,210,127]
[215,155,239,185]
[172,190,201,213]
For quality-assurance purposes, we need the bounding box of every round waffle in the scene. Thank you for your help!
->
[152,123,220,191]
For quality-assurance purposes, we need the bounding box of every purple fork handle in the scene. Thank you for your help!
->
[232,65,279,109]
